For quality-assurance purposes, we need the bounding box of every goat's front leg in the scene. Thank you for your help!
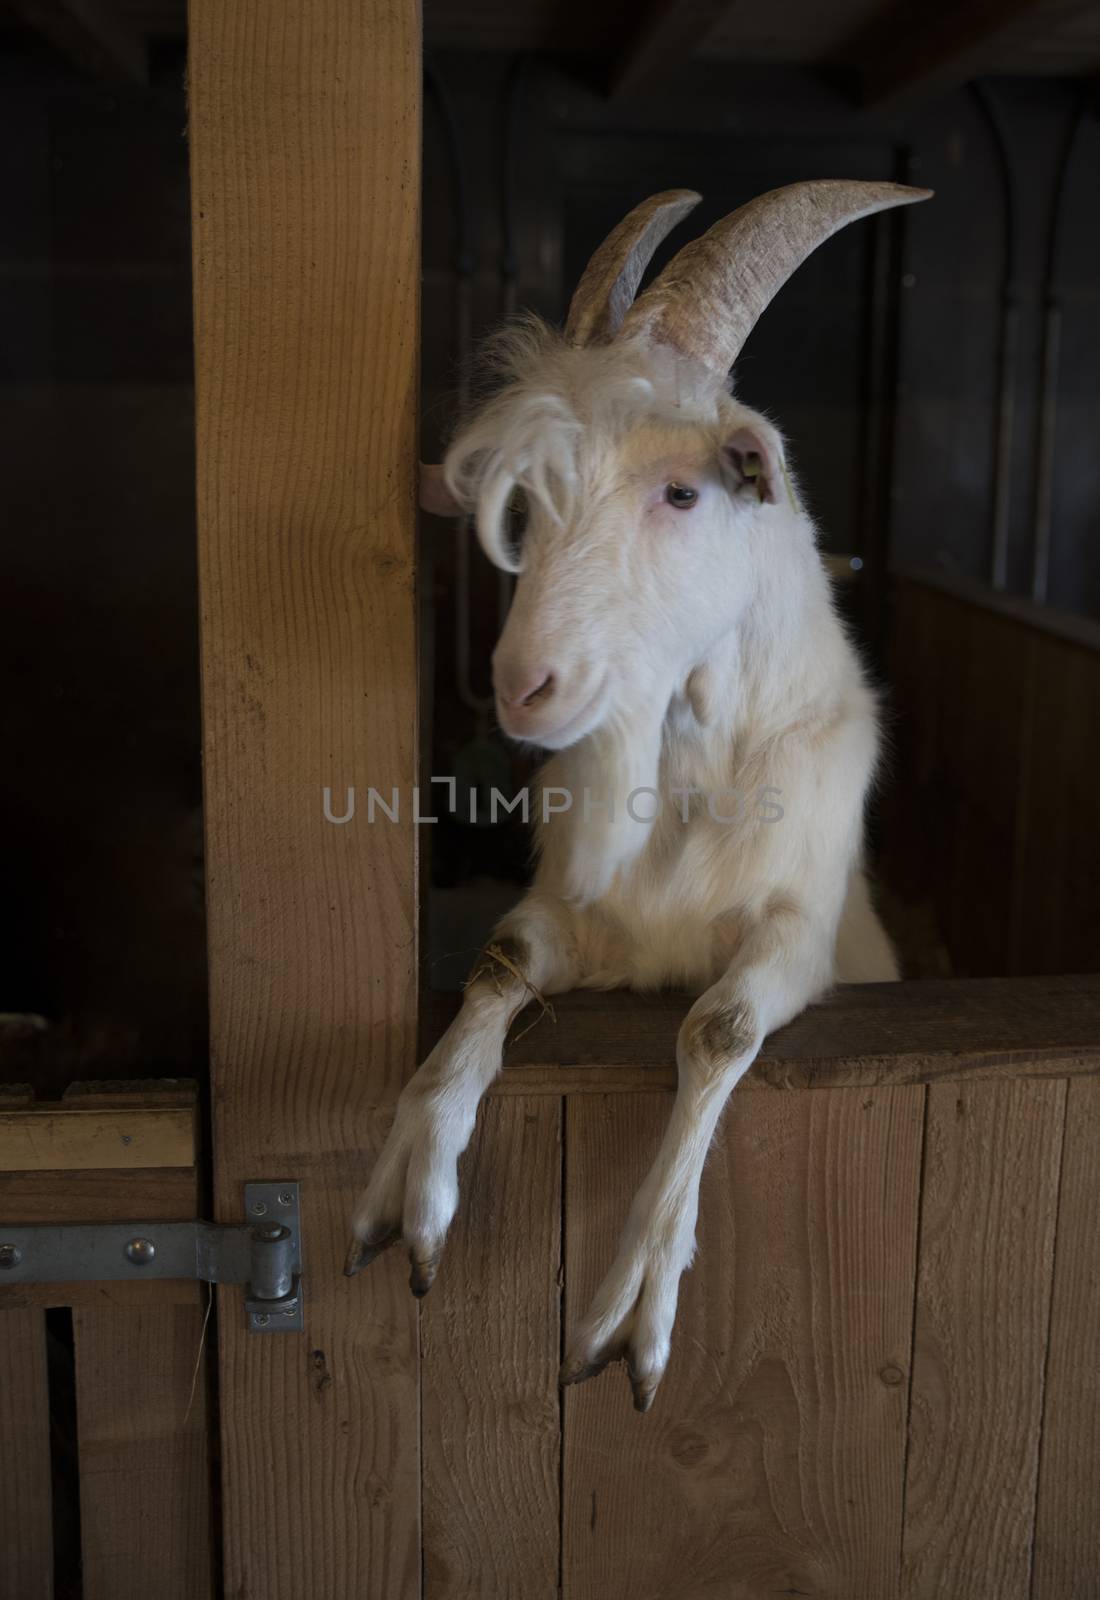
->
[345,896,576,1295]
[561,908,831,1412]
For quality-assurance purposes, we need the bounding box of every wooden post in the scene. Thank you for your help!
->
[188,3,422,1595]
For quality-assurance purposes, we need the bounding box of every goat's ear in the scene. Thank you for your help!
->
[419,461,463,518]
[722,423,783,507]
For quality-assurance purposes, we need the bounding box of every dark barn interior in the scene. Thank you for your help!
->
[1,3,1099,1596]
[1,0,1098,1091]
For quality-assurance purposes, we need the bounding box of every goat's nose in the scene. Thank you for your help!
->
[497,666,556,709]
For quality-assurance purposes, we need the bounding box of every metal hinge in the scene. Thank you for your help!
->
[0,1180,304,1334]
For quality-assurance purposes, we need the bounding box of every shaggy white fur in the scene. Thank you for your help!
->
[347,319,898,1411]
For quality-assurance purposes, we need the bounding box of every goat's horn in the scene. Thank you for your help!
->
[619,179,932,376]
[564,189,702,348]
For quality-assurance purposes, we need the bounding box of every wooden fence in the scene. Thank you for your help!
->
[0,1080,213,1600]
[885,569,1100,978]
[5,982,1096,1596]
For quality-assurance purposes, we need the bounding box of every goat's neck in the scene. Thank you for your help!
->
[542,527,843,904]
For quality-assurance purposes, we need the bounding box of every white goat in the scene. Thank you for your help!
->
[347,179,930,1411]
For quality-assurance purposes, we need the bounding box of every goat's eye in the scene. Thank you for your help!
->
[665,482,698,509]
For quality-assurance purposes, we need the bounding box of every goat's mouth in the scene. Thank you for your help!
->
[497,673,609,750]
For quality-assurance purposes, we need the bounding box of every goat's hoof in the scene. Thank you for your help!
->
[343,1229,400,1277]
[408,1250,442,1298]
[558,1353,613,1389]
[558,1348,663,1413]
[629,1368,659,1413]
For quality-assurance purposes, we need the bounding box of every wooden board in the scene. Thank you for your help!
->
[885,573,1100,980]
[901,1079,1065,1596]
[562,1086,925,1599]
[73,1303,213,1600]
[0,1105,195,1171]
[421,1097,562,1599]
[0,1308,53,1599]
[1031,1077,1100,1597]
[437,973,1099,1096]
[188,0,422,1592]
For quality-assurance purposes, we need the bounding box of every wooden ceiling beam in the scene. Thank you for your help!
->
[610,0,735,100]
[850,0,1093,109]
[8,0,147,84]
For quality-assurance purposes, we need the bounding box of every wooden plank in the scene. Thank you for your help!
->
[74,1303,213,1600]
[1031,1078,1100,1597]
[425,975,1100,1096]
[901,1080,1066,1597]
[421,1097,561,1599]
[610,0,733,98]
[562,1086,924,1599]
[0,1105,195,1171]
[0,1161,206,1310]
[188,0,422,1590]
[7,0,147,82]
[844,0,1092,109]
[1014,632,1100,976]
[0,1090,214,1589]
[0,1308,53,1599]
[896,568,1100,656]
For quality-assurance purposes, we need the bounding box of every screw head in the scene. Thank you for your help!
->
[0,1243,22,1270]
[277,1190,294,1207]
[124,1237,157,1266]
[254,1312,270,1327]
[251,1201,268,1217]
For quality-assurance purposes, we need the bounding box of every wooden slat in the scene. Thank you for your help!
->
[6,0,147,82]
[0,1105,195,1171]
[74,1303,213,1600]
[0,1161,205,1311]
[0,1308,53,1599]
[421,1098,561,1599]
[844,0,1092,108]
[886,575,1100,980]
[901,1080,1066,1597]
[1014,633,1100,977]
[610,0,733,98]
[563,1086,924,1599]
[1031,1078,1100,1597]
[431,974,1100,1096]
[189,0,422,1588]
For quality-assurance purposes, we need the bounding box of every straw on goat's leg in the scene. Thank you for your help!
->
[561,909,828,1411]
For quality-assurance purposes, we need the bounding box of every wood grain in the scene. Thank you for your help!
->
[885,573,1100,980]
[1031,1078,1100,1599]
[0,1162,205,1311]
[0,1308,53,1599]
[74,1303,213,1600]
[0,1105,195,1171]
[421,1097,561,1599]
[901,1080,1066,1597]
[189,0,422,1587]
[562,1086,925,1600]
[434,974,1100,1096]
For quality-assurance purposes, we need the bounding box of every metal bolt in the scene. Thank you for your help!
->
[278,1190,294,1206]
[251,1201,268,1216]
[124,1237,157,1266]
[0,1243,22,1270]
[254,1223,290,1244]
[254,1313,270,1327]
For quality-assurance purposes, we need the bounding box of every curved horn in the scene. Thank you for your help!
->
[564,189,702,348]
[619,179,932,376]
